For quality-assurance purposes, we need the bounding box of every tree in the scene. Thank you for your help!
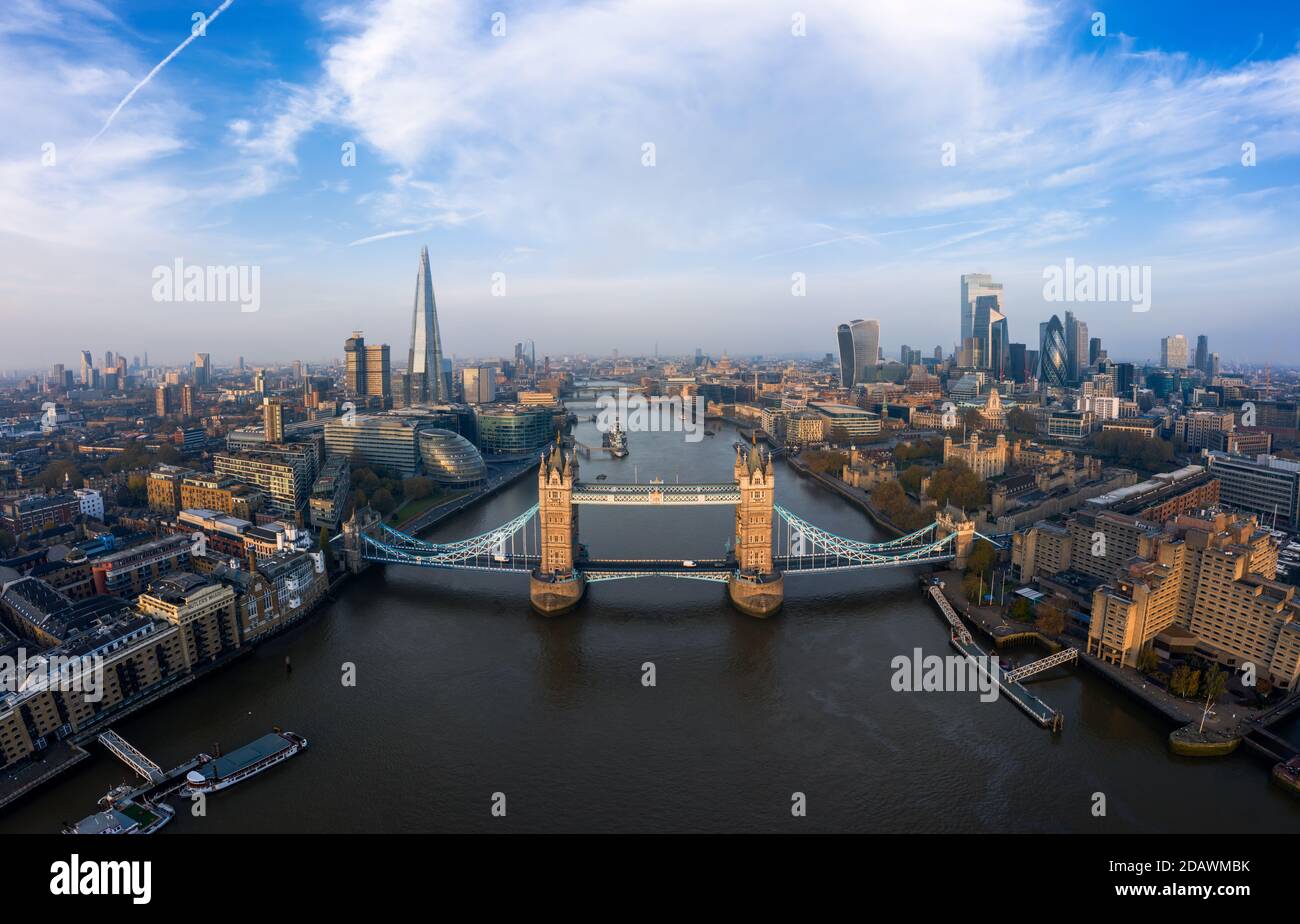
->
[1256,676,1274,703]
[803,449,848,475]
[352,467,380,492]
[923,460,989,509]
[1136,648,1159,675]
[1169,664,1201,699]
[1034,603,1065,637]
[35,460,83,491]
[318,526,331,577]
[895,438,943,463]
[961,573,982,604]
[1007,407,1038,438]
[370,488,396,515]
[0,528,16,555]
[1008,597,1032,622]
[402,476,434,501]
[1086,431,1175,471]
[869,480,930,532]
[964,539,996,578]
[1198,666,1229,733]
[898,465,926,493]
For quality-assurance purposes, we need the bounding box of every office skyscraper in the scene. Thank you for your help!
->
[344,331,392,406]
[1063,311,1088,383]
[345,332,367,395]
[194,352,211,387]
[365,344,391,404]
[1195,334,1209,374]
[1161,334,1189,369]
[1039,315,1068,387]
[835,319,879,388]
[960,273,1002,346]
[1008,343,1027,383]
[407,245,447,405]
[462,366,497,404]
[972,295,1008,377]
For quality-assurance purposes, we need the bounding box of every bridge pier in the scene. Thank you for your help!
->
[727,571,784,617]
[529,569,586,616]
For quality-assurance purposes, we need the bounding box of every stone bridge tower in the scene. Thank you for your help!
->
[728,443,784,617]
[530,443,585,615]
[341,504,383,575]
[934,508,976,571]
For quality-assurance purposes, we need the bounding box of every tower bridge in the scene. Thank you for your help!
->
[343,443,1000,617]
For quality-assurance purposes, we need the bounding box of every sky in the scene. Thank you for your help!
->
[1,0,1298,371]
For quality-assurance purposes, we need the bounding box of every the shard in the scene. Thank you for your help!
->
[406,245,447,405]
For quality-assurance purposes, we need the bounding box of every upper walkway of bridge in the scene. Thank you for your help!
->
[570,481,740,505]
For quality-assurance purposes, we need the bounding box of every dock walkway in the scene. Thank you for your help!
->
[927,584,1064,731]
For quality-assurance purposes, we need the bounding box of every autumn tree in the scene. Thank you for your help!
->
[1034,603,1066,637]
[1170,664,1201,699]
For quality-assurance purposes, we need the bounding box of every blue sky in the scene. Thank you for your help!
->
[2,0,1298,370]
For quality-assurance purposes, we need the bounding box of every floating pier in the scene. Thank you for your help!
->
[927,584,1066,732]
[66,727,307,833]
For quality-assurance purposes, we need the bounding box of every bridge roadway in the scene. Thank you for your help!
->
[374,553,958,575]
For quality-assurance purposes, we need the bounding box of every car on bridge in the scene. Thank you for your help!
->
[682,560,697,567]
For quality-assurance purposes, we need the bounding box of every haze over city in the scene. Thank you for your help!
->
[3,0,1300,367]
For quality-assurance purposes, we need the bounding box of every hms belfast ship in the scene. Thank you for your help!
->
[602,417,629,458]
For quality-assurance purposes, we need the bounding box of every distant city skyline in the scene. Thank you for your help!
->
[4,1,1300,368]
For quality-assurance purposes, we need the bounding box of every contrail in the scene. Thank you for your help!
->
[87,0,235,147]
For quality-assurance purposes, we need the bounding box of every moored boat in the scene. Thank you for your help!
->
[185,730,308,794]
[65,799,174,834]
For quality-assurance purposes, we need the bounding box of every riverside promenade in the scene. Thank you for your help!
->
[396,456,539,537]
[783,452,908,537]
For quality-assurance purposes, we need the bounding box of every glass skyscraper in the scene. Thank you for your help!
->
[835,319,879,388]
[960,273,1002,346]
[1039,315,1068,388]
[1063,310,1088,383]
[406,245,447,405]
[972,295,1008,378]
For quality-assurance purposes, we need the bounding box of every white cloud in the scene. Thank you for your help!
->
[2,0,1300,365]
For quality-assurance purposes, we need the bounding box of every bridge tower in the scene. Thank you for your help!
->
[727,443,784,617]
[530,443,586,615]
[934,508,976,570]
[342,504,383,574]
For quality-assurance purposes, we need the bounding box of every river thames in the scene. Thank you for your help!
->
[3,400,1299,833]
